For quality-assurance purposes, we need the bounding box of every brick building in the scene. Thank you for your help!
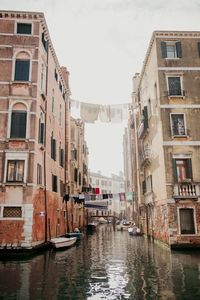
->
[0,10,71,249]
[132,31,200,248]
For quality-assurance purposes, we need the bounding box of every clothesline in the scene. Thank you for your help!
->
[70,98,134,123]
[63,191,133,203]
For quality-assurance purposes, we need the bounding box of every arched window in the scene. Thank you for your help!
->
[10,103,27,138]
[14,51,30,81]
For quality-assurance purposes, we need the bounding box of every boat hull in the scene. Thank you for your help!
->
[50,237,77,249]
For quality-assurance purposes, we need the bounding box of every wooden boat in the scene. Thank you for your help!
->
[87,220,99,230]
[66,232,84,240]
[50,237,77,249]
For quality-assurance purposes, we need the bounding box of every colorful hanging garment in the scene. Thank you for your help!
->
[122,104,129,119]
[99,105,110,122]
[95,188,100,194]
[85,194,91,201]
[119,192,126,202]
[80,102,100,123]
[103,194,108,199]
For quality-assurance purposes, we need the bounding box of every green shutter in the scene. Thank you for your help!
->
[143,106,149,129]
[172,159,178,182]
[53,139,56,161]
[51,136,53,158]
[40,123,44,144]
[74,168,78,182]
[198,42,200,57]
[14,60,30,81]
[187,159,193,181]
[161,42,167,58]
[176,42,182,58]
[11,111,26,138]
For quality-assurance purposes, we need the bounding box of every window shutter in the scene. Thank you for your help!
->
[198,42,200,57]
[142,180,146,194]
[53,139,56,161]
[161,42,167,58]
[17,23,32,34]
[11,112,26,138]
[143,106,149,129]
[176,42,182,58]
[61,149,64,167]
[51,136,53,158]
[172,159,178,182]
[74,168,78,182]
[14,60,30,81]
[39,122,44,144]
[187,159,193,181]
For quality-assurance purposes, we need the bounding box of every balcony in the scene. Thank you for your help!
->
[173,182,200,200]
[137,106,149,139]
[141,143,151,167]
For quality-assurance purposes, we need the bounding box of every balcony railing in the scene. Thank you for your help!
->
[141,143,151,166]
[173,183,200,199]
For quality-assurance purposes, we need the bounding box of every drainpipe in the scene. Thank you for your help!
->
[44,38,49,243]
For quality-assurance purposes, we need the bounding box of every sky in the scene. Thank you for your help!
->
[1,0,200,177]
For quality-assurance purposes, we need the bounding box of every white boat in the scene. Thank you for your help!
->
[87,220,99,230]
[99,217,107,224]
[50,237,77,249]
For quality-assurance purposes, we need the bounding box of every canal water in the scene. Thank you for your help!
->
[1,225,200,300]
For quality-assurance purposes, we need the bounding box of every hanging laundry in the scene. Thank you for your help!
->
[79,194,85,200]
[63,194,69,203]
[90,194,96,201]
[122,104,130,119]
[110,104,123,123]
[80,102,100,123]
[126,192,133,201]
[99,105,110,122]
[85,194,91,201]
[95,188,100,194]
[119,192,126,202]
[108,194,113,199]
[96,194,103,200]
[103,194,108,199]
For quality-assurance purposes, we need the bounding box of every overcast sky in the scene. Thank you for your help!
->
[1,0,200,177]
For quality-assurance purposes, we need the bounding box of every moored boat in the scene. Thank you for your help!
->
[87,220,99,230]
[50,237,77,249]
[66,232,84,240]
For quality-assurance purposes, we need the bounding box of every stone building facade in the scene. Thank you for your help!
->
[133,31,200,248]
[0,10,71,249]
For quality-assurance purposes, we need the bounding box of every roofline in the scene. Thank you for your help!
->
[138,30,200,89]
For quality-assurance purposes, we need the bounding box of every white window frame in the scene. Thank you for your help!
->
[166,73,184,98]
[166,41,178,59]
[7,100,30,139]
[4,152,28,184]
[15,20,34,35]
[177,206,197,236]
[0,204,24,221]
[12,49,32,82]
[170,113,187,137]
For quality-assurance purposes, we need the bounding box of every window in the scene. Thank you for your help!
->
[74,168,78,182]
[37,163,42,185]
[161,41,182,58]
[51,133,56,161]
[171,114,186,136]
[52,174,57,192]
[59,81,62,92]
[79,172,81,185]
[3,207,22,218]
[168,77,183,97]
[7,160,24,182]
[180,208,195,234]
[146,175,152,193]
[14,59,30,81]
[39,119,44,144]
[55,69,58,82]
[42,32,48,52]
[10,110,27,138]
[173,158,193,182]
[59,144,64,167]
[17,23,32,34]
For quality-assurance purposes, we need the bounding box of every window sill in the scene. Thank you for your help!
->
[38,143,45,150]
[168,95,185,100]
[7,138,28,142]
[165,57,180,60]
[11,81,31,85]
[172,135,188,139]
[4,182,26,187]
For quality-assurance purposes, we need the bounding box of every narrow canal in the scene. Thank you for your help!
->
[1,224,200,300]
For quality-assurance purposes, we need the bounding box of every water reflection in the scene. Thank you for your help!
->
[1,225,200,299]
